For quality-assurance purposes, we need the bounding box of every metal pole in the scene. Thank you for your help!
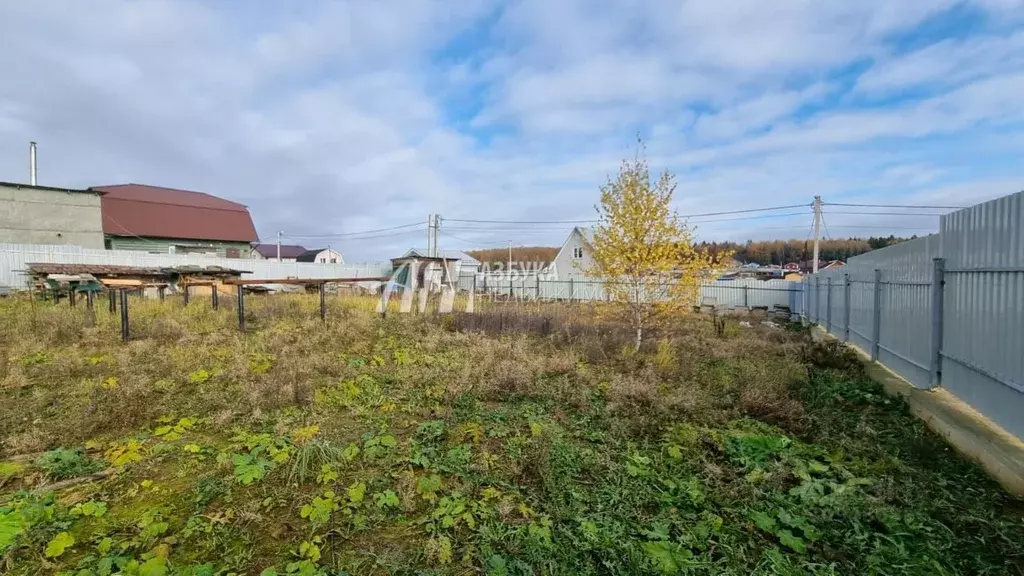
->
[812,195,822,274]
[825,276,832,332]
[119,290,129,343]
[319,283,326,322]
[211,286,219,310]
[29,141,37,186]
[237,285,246,332]
[814,276,820,323]
[426,214,433,258]
[871,269,882,361]
[108,289,116,314]
[842,273,851,342]
[929,258,946,387]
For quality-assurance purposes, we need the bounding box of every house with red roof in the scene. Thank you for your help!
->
[91,183,259,258]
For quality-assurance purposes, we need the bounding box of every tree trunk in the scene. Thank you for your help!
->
[634,326,642,352]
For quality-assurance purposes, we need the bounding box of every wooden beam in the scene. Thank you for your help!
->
[221,277,389,286]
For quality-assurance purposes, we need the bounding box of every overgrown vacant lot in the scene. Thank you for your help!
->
[1,295,1022,575]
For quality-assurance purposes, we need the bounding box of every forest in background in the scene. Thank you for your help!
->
[467,236,911,269]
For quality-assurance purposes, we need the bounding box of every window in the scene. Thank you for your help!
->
[330,258,337,263]
[572,247,584,259]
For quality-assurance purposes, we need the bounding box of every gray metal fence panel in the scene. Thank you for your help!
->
[940,191,1024,439]
[804,191,1024,440]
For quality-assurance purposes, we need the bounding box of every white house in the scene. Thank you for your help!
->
[552,227,599,280]
[296,248,344,264]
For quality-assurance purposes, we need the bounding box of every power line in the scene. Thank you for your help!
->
[680,203,810,218]
[283,222,424,238]
[822,211,944,216]
[283,228,425,242]
[443,203,812,225]
[823,202,964,209]
[443,218,597,224]
[437,230,507,246]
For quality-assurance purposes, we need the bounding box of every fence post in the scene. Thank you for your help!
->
[119,289,129,343]
[183,284,190,305]
[842,273,851,342]
[211,285,219,310]
[929,258,946,387]
[536,274,540,300]
[319,282,326,322]
[108,289,116,314]
[69,289,76,308]
[159,286,165,301]
[569,277,574,301]
[743,284,749,309]
[871,269,881,361]
[825,276,832,332]
[236,285,246,332]
[86,290,94,310]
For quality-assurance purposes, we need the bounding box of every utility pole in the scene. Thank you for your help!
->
[812,196,822,274]
[426,213,434,257]
[434,214,441,258]
[277,231,283,262]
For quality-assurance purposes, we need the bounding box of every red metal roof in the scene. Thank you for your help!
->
[92,183,259,243]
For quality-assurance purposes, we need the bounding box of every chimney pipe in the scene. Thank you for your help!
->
[29,142,37,186]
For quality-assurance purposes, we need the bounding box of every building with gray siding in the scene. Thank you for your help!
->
[0,181,105,249]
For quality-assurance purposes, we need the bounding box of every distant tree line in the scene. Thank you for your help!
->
[467,247,560,270]
[698,235,912,266]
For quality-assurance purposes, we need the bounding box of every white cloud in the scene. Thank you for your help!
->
[0,0,1022,258]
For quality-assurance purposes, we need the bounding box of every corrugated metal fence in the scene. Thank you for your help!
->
[0,243,392,287]
[469,273,804,313]
[805,190,1024,440]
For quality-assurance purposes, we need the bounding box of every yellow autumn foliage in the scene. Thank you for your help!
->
[586,145,714,349]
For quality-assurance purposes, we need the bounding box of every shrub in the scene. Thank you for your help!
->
[34,447,105,480]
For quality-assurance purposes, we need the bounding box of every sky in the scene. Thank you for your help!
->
[1,1,1023,261]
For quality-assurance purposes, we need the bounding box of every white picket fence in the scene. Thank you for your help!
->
[0,243,393,289]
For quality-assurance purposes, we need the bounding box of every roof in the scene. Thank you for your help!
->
[92,183,258,243]
[403,248,479,264]
[296,249,325,262]
[253,243,307,259]
[0,181,102,195]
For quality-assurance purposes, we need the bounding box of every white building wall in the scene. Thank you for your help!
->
[552,228,598,280]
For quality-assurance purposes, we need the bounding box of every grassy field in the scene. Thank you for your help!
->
[0,294,1022,575]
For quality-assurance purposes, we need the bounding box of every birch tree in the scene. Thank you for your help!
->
[586,147,713,350]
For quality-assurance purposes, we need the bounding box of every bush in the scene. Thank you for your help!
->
[34,447,105,480]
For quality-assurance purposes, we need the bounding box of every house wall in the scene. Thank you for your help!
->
[106,236,252,258]
[308,248,343,264]
[553,229,598,280]
[0,183,104,248]
[249,250,297,262]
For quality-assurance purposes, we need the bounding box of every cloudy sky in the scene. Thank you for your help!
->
[1,1,1023,260]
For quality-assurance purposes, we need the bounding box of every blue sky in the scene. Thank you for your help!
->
[1,0,1022,260]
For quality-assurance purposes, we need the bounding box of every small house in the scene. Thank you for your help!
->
[552,227,597,280]
[251,244,308,261]
[92,183,259,257]
[296,248,344,264]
